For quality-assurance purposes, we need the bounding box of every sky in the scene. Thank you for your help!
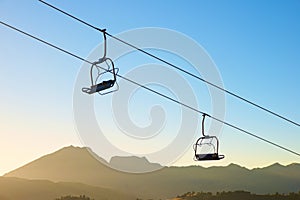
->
[1,0,300,175]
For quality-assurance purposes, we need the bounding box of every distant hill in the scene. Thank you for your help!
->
[0,176,134,200]
[4,146,300,199]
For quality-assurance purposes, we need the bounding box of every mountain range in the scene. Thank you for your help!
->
[3,146,300,199]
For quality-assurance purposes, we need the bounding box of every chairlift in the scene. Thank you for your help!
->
[194,114,224,161]
[82,30,119,95]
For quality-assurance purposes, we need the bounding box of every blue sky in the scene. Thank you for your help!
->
[0,0,300,175]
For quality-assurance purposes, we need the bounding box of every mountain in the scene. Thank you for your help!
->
[0,176,134,200]
[4,146,300,199]
[5,146,117,185]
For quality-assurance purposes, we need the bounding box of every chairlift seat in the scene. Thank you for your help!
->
[89,79,115,94]
[195,153,224,161]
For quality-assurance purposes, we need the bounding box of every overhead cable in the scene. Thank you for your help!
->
[38,0,300,128]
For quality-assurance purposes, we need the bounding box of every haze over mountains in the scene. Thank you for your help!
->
[3,146,300,199]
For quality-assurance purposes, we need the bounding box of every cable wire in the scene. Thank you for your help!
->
[1,20,299,157]
[38,0,300,128]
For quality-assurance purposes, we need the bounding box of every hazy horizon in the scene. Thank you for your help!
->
[2,145,299,176]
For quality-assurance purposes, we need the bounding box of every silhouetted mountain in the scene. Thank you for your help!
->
[6,146,115,184]
[0,176,134,200]
[4,146,300,199]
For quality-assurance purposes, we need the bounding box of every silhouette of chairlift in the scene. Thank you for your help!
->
[82,30,118,95]
[194,114,224,161]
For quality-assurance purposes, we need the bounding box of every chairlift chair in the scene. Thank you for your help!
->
[194,114,225,161]
[82,30,119,95]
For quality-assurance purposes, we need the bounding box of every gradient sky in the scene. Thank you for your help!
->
[1,0,300,175]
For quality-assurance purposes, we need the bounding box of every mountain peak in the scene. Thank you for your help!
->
[61,145,82,149]
[207,163,248,170]
[227,163,244,168]
[254,162,284,170]
[58,145,91,152]
[270,162,284,167]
